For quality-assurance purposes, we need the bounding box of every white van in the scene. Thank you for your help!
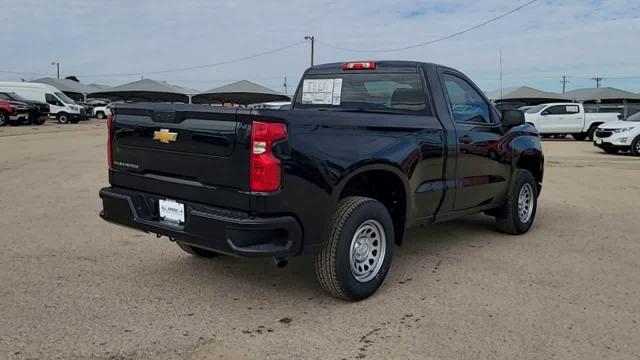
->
[0,82,84,124]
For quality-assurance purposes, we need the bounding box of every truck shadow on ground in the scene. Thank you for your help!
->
[139,213,510,301]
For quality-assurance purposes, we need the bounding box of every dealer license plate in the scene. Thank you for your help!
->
[159,199,185,223]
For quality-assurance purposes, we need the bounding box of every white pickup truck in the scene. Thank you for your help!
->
[524,103,618,141]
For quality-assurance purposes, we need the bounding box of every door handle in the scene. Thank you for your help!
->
[459,136,473,144]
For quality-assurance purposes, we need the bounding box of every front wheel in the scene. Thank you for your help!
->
[494,170,538,235]
[96,111,105,119]
[57,113,69,124]
[631,136,640,156]
[314,197,394,301]
[0,111,8,126]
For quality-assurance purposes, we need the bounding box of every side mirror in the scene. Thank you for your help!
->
[501,109,525,128]
[541,110,550,116]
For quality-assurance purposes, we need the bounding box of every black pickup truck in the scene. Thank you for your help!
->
[100,61,543,300]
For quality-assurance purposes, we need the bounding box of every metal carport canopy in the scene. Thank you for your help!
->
[31,77,99,97]
[191,80,290,105]
[486,86,571,102]
[564,87,640,102]
[88,79,191,103]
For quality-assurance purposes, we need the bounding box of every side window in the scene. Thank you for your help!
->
[442,73,491,123]
[565,105,580,114]
[0,94,9,100]
[544,105,567,115]
[45,94,59,106]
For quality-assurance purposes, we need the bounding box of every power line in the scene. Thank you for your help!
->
[77,41,306,77]
[316,0,540,53]
[0,41,306,79]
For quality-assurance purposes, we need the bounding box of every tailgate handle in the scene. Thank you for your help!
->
[153,111,180,123]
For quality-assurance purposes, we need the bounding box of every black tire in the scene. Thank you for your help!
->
[494,170,538,235]
[34,116,46,125]
[314,196,394,301]
[57,113,69,124]
[603,148,619,154]
[176,241,222,258]
[69,117,80,124]
[631,136,640,156]
[572,133,587,141]
[0,111,7,126]
[96,111,105,119]
[587,125,598,141]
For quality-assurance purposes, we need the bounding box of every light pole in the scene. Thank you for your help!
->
[304,35,315,67]
[51,62,60,79]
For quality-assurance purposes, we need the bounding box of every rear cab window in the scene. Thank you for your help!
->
[294,72,431,115]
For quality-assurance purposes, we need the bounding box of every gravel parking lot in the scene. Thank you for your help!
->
[1,121,639,360]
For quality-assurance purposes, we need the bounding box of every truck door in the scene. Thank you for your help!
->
[440,72,512,211]
[541,104,576,133]
[45,93,64,116]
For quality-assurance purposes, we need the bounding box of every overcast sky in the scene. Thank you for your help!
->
[1,0,639,93]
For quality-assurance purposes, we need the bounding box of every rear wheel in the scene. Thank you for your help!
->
[572,133,587,141]
[314,196,394,301]
[494,170,538,235]
[631,136,640,156]
[34,116,46,125]
[96,111,105,119]
[587,125,598,141]
[176,241,222,258]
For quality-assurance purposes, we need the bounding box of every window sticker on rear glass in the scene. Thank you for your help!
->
[302,78,343,105]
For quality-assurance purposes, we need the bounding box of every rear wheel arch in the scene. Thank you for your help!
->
[334,165,410,246]
[515,150,543,191]
[587,122,603,139]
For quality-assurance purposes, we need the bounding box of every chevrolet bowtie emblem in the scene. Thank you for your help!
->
[153,129,178,143]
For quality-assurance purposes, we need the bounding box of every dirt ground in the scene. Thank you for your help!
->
[1,121,639,360]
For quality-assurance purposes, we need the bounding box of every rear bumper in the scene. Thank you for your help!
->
[99,187,302,258]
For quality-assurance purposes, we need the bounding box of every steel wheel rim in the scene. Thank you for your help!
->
[635,141,640,153]
[349,219,386,283]
[518,183,534,223]
[0,113,6,125]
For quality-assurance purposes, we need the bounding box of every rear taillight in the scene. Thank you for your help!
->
[250,121,287,192]
[343,61,376,70]
[107,114,113,167]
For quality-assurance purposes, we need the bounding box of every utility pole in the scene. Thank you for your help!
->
[304,35,315,67]
[561,76,569,93]
[499,48,503,100]
[592,77,604,88]
[51,62,60,79]
[283,76,288,95]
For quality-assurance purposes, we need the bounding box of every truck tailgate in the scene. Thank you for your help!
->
[109,103,251,210]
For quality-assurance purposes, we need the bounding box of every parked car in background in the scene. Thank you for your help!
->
[0,82,84,124]
[92,104,112,119]
[0,91,49,125]
[100,61,544,301]
[593,111,640,156]
[524,103,618,140]
[0,100,30,126]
